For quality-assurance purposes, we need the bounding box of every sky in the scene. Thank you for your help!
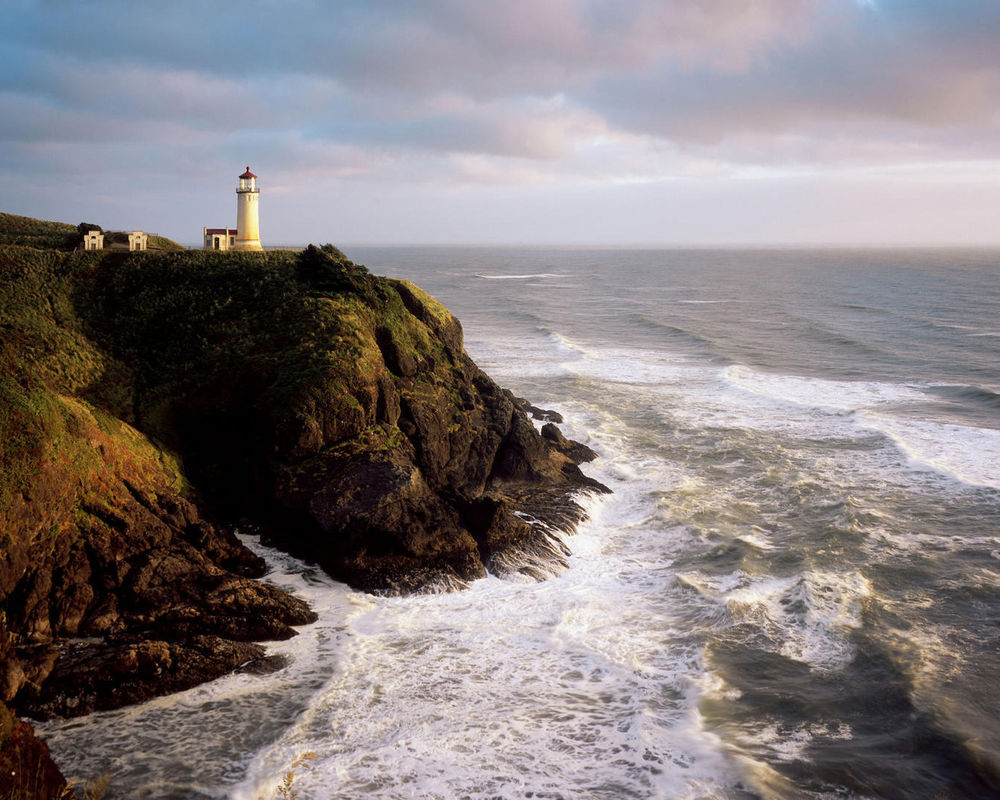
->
[2,0,1000,246]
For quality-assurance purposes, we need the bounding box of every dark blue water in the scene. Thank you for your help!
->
[40,247,1000,799]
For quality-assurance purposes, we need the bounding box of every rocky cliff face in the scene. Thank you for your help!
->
[74,245,608,596]
[0,237,606,794]
[0,374,316,722]
[267,276,607,592]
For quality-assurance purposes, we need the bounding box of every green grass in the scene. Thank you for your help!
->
[387,278,454,328]
[146,234,185,251]
[0,374,61,518]
[0,212,79,251]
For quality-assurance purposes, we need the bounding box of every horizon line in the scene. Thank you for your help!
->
[224,240,1000,251]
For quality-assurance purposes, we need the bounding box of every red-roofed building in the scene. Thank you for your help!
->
[203,226,237,250]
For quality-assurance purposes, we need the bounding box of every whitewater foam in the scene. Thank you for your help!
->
[740,720,853,765]
[233,556,736,799]
[228,401,748,800]
[475,272,569,280]
[858,412,1000,490]
[679,569,871,673]
[722,365,924,413]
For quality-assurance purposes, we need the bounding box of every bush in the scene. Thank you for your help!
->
[0,213,79,251]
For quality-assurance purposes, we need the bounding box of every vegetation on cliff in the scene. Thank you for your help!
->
[0,215,605,795]
[0,212,183,253]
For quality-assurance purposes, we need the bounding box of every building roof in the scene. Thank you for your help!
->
[240,166,257,179]
[205,228,235,235]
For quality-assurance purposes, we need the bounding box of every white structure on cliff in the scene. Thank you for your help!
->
[203,166,263,251]
[128,231,148,252]
[235,167,262,251]
[82,229,104,250]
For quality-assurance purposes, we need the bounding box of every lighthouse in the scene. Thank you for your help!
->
[234,166,263,251]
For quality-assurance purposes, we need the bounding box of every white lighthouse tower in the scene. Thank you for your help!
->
[234,166,263,251]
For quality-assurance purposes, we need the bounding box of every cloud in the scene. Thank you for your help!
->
[581,3,1000,159]
[9,1,825,90]
[6,2,998,169]
[2,0,1000,242]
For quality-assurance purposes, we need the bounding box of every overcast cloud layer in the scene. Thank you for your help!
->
[2,0,999,244]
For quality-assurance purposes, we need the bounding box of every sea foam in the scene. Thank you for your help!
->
[857,412,1000,490]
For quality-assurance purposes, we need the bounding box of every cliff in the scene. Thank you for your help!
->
[0,222,605,793]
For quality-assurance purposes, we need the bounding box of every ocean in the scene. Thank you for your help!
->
[38,247,1000,799]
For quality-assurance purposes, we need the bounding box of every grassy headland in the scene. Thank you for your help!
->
[0,213,603,797]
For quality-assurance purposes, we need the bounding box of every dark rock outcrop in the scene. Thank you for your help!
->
[511,393,565,424]
[541,422,598,464]
[17,635,267,719]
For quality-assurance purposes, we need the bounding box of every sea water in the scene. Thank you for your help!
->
[38,248,1000,799]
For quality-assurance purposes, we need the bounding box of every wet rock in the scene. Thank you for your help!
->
[277,450,486,593]
[234,654,288,676]
[509,392,564,423]
[541,422,598,463]
[16,636,266,720]
[269,351,608,593]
